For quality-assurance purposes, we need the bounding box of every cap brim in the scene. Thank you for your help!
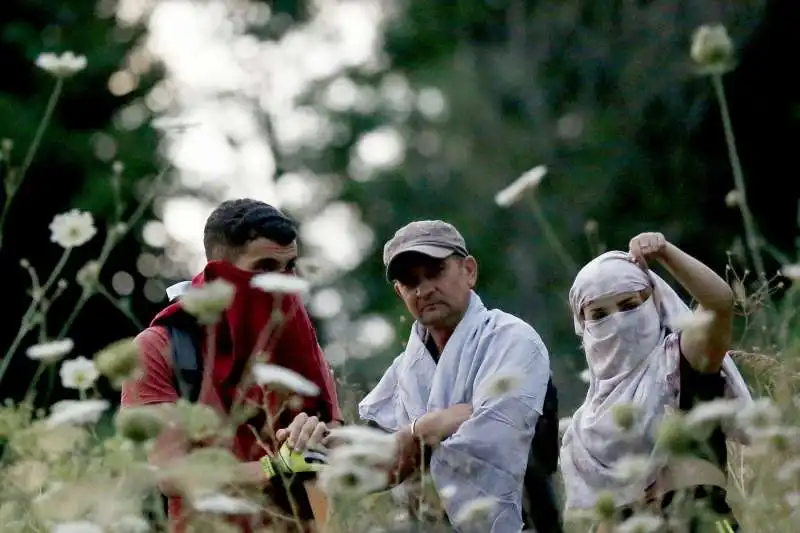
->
[385,245,454,280]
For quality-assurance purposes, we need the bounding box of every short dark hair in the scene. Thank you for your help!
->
[203,199,297,260]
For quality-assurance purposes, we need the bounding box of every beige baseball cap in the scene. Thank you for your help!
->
[383,220,469,280]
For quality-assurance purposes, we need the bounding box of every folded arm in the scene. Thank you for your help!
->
[432,330,550,532]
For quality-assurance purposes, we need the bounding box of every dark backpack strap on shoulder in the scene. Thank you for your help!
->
[167,323,203,403]
[522,376,563,533]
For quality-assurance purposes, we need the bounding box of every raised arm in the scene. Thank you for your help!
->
[628,232,734,372]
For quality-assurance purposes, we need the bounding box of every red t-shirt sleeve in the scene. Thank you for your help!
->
[275,298,342,423]
[121,326,179,407]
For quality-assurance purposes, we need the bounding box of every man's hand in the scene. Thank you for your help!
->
[628,231,668,270]
[391,425,421,483]
[416,404,473,446]
[275,412,328,452]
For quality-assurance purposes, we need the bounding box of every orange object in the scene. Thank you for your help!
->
[304,481,332,533]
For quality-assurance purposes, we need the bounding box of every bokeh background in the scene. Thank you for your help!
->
[1,0,798,414]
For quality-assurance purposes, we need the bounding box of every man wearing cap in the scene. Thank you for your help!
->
[358,220,553,533]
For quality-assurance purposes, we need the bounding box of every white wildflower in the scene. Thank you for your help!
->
[76,260,101,291]
[252,363,320,397]
[180,279,235,324]
[46,399,110,427]
[49,209,97,249]
[327,425,398,449]
[777,458,800,483]
[295,257,332,284]
[59,355,100,391]
[785,492,800,509]
[109,516,150,533]
[690,24,734,74]
[192,493,261,515]
[453,496,498,525]
[668,308,714,334]
[439,485,457,500]
[318,463,387,496]
[724,190,740,207]
[612,455,651,483]
[781,263,800,282]
[579,368,591,383]
[617,512,664,533]
[494,165,547,207]
[51,521,103,533]
[26,338,74,363]
[327,442,397,469]
[36,51,88,78]
[685,398,741,430]
[735,397,781,434]
[250,272,310,294]
[746,425,800,456]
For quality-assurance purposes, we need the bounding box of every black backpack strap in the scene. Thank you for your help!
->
[522,376,563,533]
[167,324,203,403]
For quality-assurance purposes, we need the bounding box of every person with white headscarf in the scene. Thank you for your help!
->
[560,232,752,533]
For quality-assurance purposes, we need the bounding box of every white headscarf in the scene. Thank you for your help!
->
[559,251,752,510]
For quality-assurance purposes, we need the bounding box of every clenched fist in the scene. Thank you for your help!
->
[628,232,668,270]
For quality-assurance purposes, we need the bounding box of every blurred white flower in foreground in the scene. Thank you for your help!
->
[109,515,150,533]
[690,24,734,75]
[46,399,110,428]
[327,441,397,469]
[612,455,651,483]
[781,263,800,282]
[668,308,714,334]
[26,338,74,363]
[684,398,740,431]
[59,355,100,390]
[35,51,87,78]
[494,165,547,207]
[49,209,97,249]
[735,397,781,435]
[327,425,397,449]
[192,493,261,515]
[76,260,101,291]
[180,279,235,324]
[453,496,498,525]
[252,363,320,396]
[250,272,310,294]
[616,512,664,533]
[318,463,387,496]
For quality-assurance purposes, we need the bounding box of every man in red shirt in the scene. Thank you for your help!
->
[121,199,342,531]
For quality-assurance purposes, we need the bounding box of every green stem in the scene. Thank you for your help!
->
[0,78,64,252]
[59,290,93,339]
[711,75,768,287]
[98,286,144,330]
[56,163,171,338]
[0,248,71,384]
[529,195,578,274]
